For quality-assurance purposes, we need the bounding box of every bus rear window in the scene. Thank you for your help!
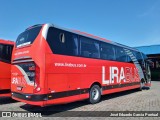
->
[16,26,42,48]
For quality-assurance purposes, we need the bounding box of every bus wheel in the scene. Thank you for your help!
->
[89,85,101,104]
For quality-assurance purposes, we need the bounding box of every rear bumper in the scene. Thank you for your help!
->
[12,92,47,101]
[11,92,47,106]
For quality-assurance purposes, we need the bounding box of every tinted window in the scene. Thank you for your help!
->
[133,51,145,68]
[126,55,132,63]
[134,51,143,61]
[123,49,134,63]
[80,37,100,58]
[17,62,35,82]
[115,47,127,62]
[47,27,78,56]
[100,42,115,60]
[16,26,42,47]
[0,44,13,63]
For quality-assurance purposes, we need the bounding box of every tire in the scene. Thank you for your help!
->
[89,85,101,104]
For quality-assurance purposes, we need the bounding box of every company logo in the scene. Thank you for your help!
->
[102,66,139,85]
[12,77,26,86]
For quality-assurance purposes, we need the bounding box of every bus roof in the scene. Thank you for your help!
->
[72,29,112,43]
[28,23,140,52]
[71,29,139,52]
[0,39,14,45]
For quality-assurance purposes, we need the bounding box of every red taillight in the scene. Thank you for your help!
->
[33,65,41,93]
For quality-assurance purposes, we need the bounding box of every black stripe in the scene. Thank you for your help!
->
[102,82,140,90]
[0,89,11,94]
[48,88,89,100]
[12,82,140,101]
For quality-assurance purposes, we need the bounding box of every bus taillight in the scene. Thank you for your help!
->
[34,65,41,93]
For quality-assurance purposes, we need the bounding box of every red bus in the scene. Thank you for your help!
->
[0,39,14,97]
[11,24,151,106]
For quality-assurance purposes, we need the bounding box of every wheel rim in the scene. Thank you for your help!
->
[91,88,99,100]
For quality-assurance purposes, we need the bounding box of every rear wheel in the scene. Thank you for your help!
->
[89,85,101,104]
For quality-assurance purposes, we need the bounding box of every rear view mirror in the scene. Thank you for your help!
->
[147,60,154,68]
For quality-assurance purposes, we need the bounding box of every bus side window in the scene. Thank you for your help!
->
[133,51,145,68]
[136,52,143,64]
[100,42,115,60]
[115,47,127,62]
[80,36,100,59]
[0,44,3,61]
[46,27,78,56]
[124,49,133,63]
[72,34,79,56]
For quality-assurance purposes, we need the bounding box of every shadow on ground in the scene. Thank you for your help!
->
[20,88,143,116]
[0,97,18,105]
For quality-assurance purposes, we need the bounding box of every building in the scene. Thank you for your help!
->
[136,45,160,81]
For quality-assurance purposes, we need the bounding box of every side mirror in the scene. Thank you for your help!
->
[147,60,154,68]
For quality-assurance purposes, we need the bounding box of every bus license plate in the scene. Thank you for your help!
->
[17,86,22,91]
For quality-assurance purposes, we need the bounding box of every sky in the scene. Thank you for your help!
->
[0,0,159,47]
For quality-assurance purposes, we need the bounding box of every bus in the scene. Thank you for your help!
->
[0,39,14,97]
[11,24,151,106]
